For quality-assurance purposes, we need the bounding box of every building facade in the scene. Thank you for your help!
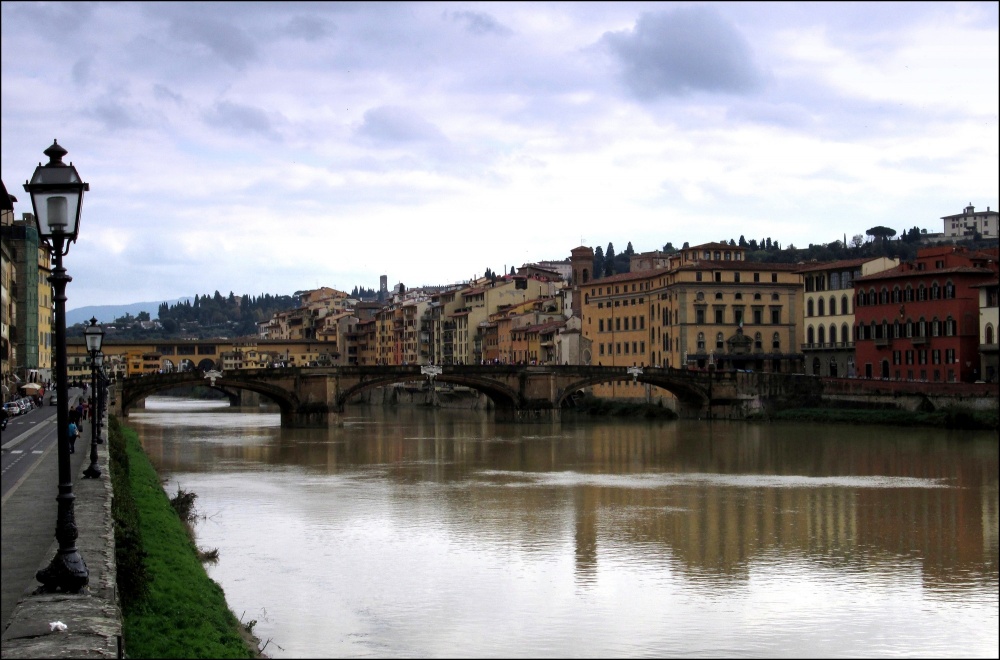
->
[797,257,899,378]
[853,247,999,382]
[941,203,997,240]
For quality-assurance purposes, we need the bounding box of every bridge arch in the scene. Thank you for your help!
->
[336,374,520,410]
[118,371,300,418]
[554,372,710,413]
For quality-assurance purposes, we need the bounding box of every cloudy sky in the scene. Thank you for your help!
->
[2,2,997,310]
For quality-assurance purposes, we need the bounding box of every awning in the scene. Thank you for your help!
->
[21,383,43,393]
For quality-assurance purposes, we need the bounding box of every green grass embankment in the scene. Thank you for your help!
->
[108,416,257,659]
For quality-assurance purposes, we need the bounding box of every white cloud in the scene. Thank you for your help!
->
[1,2,996,309]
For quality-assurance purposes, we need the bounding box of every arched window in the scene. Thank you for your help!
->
[906,321,913,337]
[932,318,940,336]
[987,324,995,345]
[905,285,913,302]
[829,296,837,316]
[880,287,889,304]
[830,324,837,344]
[772,332,781,349]
[870,287,878,304]
[931,282,940,300]
[818,325,826,344]
[697,332,705,350]
[917,284,926,301]
[715,292,723,300]
[893,320,901,338]
[808,326,815,344]
[754,293,762,300]
[918,318,926,337]
[696,291,705,301]
[818,298,825,316]
[945,317,955,336]
[716,332,724,349]
[807,299,814,317]
[945,281,955,299]
[871,321,878,339]
[754,332,762,349]
[892,286,901,303]
[842,295,849,314]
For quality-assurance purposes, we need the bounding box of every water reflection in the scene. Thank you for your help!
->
[131,397,999,658]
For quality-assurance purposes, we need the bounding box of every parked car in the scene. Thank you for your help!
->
[16,399,30,414]
[50,392,58,406]
[3,402,20,417]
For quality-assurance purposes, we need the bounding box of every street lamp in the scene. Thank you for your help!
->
[83,319,104,479]
[24,140,90,593]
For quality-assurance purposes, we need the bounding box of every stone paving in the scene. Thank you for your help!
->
[1,399,122,659]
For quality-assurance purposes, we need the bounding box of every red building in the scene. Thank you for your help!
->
[853,246,998,382]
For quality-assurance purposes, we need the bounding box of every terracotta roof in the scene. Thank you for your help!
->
[856,265,997,282]
[794,257,877,273]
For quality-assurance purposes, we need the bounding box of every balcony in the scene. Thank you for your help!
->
[874,337,891,348]
[911,335,928,346]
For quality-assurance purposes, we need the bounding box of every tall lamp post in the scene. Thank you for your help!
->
[24,139,90,592]
[83,319,104,479]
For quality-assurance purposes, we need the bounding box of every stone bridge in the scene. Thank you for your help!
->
[113,365,823,427]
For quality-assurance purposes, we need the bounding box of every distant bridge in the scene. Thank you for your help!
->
[114,365,823,427]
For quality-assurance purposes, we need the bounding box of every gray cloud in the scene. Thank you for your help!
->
[602,7,764,99]
[356,106,447,145]
[203,101,283,141]
[72,57,93,86]
[153,84,184,105]
[168,16,258,69]
[447,10,512,37]
[280,15,335,42]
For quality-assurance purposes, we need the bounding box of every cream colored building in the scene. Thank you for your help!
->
[797,256,899,378]
[941,203,998,239]
[975,280,999,382]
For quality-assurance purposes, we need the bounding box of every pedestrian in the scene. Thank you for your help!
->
[68,420,79,454]
[82,399,90,421]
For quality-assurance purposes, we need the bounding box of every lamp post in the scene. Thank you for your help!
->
[83,319,104,479]
[24,140,90,592]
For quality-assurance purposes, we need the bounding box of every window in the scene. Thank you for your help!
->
[771,309,780,324]
[772,333,781,349]
[714,272,721,283]
[716,332,724,349]
[830,324,837,343]
[715,309,724,324]
[734,272,741,282]
[771,273,777,283]
[599,319,605,332]
[715,292,723,300]
[753,309,763,325]
[818,325,826,344]
[807,326,815,344]
[842,295,849,314]
[987,324,995,345]
[754,272,760,282]
[829,297,836,315]
[696,272,703,282]
[696,309,705,324]
[754,333,762,349]
[818,298,825,316]
[807,299,814,317]
[697,333,705,350]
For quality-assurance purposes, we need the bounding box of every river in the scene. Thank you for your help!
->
[131,397,999,658]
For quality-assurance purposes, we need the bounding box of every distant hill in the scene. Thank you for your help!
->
[67,298,191,326]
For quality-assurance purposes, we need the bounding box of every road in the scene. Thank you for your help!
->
[1,388,88,631]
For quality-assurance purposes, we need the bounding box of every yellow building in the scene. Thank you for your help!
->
[580,242,806,400]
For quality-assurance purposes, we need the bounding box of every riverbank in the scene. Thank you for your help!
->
[759,406,998,430]
[108,417,261,658]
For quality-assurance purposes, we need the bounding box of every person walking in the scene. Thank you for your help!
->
[68,420,79,454]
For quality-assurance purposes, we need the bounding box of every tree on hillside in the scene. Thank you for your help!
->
[604,243,616,277]
[593,246,605,280]
[866,226,897,242]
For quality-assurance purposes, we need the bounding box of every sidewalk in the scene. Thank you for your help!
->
[1,392,122,658]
